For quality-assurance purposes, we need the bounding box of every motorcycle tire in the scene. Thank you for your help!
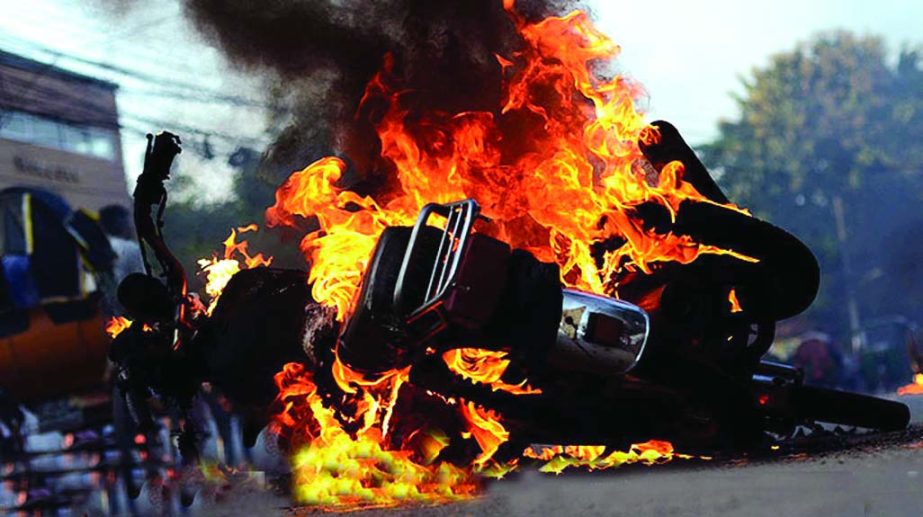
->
[672,200,820,322]
[791,385,910,431]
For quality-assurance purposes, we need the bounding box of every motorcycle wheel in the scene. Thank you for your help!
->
[791,385,910,431]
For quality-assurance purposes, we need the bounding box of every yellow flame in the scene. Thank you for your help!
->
[897,373,923,396]
[197,226,273,313]
[273,363,480,509]
[524,440,696,475]
[105,316,132,338]
[442,348,542,395]
[728,288,743,313]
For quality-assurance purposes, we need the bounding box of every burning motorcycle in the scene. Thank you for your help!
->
[331,121,910,456]
[111,123,908,472]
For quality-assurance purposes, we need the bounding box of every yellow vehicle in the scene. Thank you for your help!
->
[0,49,128,403]
[0,187,114,402]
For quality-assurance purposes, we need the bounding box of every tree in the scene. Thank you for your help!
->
[703,32,923,346]
[160,145,312,292]
[151,89,338,292]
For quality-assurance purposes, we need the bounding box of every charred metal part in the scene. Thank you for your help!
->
[109,131,204,461]
[634,121,820,323]
[613,122,823,387]
[788,385,909,431]
[340,198,564,375]
[482,248,563,368]
[338,226,418,373]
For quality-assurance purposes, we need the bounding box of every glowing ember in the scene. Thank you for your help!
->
[897,373,923,396]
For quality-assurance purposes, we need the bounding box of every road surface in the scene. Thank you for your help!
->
[200,396,923,517]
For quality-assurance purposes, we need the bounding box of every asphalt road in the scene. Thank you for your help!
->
[388,431,923,517]
[199,395,923,517]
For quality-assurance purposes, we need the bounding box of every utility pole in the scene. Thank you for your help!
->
[832,194,863,354]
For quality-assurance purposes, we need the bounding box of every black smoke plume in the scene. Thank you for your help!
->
[181,0,573,178]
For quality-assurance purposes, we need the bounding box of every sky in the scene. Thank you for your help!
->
[0,0,921,201]
[0,0,269,202]
[594,0,923,143]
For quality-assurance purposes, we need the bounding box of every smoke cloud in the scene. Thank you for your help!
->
[93,0,578,185]
[180,0,574,176]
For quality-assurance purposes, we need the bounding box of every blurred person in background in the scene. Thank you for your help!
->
[792,331,845,389]
[0,388,24,457]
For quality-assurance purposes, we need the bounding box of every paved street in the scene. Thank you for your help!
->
[194,396,923,517]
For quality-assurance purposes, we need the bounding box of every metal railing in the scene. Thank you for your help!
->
[393,199,484,319]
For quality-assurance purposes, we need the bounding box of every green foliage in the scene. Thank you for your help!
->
[153,97,335,293]
[703,32,923,336]
[160,148,310,292]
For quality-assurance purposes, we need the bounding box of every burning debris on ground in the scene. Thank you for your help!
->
[5,0,923,515]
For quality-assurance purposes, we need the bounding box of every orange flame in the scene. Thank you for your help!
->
[272,362,480,508]
[728,288,743,313]
[198,225,273,312]
[897,373,923,396]
[266,3,753,320]
[266,157,412,320]
[459,402,510,470]
[105,316,132,338]
[524,440,696,474]
[443,348,542,395]
[105,316,153,338]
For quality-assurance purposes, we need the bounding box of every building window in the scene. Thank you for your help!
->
[0,110,117,161]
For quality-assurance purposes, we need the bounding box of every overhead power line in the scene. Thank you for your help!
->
[0,33,272,110]
[0,3,204,77]
[0,6,200,83]
[0,81,271,156]
[0,69,270,143]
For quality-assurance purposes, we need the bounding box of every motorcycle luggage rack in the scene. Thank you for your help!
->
[393,199,486,324]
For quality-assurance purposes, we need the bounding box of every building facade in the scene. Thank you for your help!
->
[0,49,129,212]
